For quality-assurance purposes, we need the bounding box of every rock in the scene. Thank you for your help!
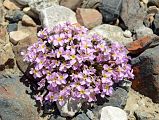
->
[120,0,145,31]
[135,25,153,39]
[9,30,30,45]
[126,35,159,54]
[147,6,158,14]
[100,106,127,120]
[86,109,96,120]
[60,0,82,11]
[81,0,101,8]
[118,79,132,92]
[98,0,122,23]
[142,0,149,4]
[131,45,159,103]
[124,89,159,120]
[153,12,159,35]
[89,24,133,45]
[3,0,20,10]
[123,30,132,38]
[23,7,38,19]
[15,0,30,5]
[72,113,90,120]
[148,0,159,7]
[5,10,24,23]
[76,8,102,29]
[50,116,66,120]
[0,6,6,24]
[56,98,82,117]
[0,75,41,120]
[143,13,154,28]
[40,5,77,30]
[22,15,36,27]
[13,32,37,73]
[7,23,18,32]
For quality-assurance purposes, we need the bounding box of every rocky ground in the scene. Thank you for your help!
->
[0,0,159,120]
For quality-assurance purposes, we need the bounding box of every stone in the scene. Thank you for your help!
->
[98,0,122,23]
[0,6,6,24]
[15,0,30,5]
[40,5,77,30]
[131,45,159,103]
[60,0,82,10]
[148,0,159,7]
[120,0,145,31]
[9,30,30,45]
[50,116,66,120]
[72,113,90,120]
[100,106,127,120]
[89,24,133,45]
[126,35,159,54]
[134,25,153,39]
[23,7,38,19]
[86,109,96,120]
[76,8,102,29]
[22,15,36,27]
[81,0,101,8]
[7,23,18,32]
[153,13,159,35]
[134,111,158,120]
[3,0,20,10]
[143,13,154,28]
[56,98,82,117]
[5,10,24,23]
[142,0,149,4]
[147,6,158,14]
[0,75,41,120]
[123,30,132,38]
[13,32,37,73]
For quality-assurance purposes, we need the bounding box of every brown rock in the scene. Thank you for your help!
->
[23,7,38,19]
[3,0,20,10]
[22,15,36,27]
[60,0,82,10]
[9,30,30,45]
[147,6,159,14]
[76,8,102,29]
[126,35,159,54]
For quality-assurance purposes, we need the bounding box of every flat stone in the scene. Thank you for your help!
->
[7,23,18,32]
[3,0,20,10]
[89,24,133,45]
[100,106,127,120]
[60,0,82,10]
[40,5,77,30]
[22,15,36,27]
[9,30,30,45]
[76,8,102,29]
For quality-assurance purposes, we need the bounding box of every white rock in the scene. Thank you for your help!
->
[56,98,82,117]
[123,30,132,38]
[39,5,77,30]
[100,106,128,120]
[89,24,133,45]
[9,30,30,45]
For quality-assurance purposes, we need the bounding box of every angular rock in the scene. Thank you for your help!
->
[15,0,31,5]
[81,0,101,8]
[22,15,36,27]
[86,109,96,120]
[50,116,66,120]
[98,0,122,23]
[0,6,6,24]
[89,24,133,45]
[5,10,24,23]
[9,30,30,45]
[56,98,82,117]
[72,113,90,120]
[143,13,154,28]
[134,25,153,39]
[147,6,158,14]
[40,5,77,30]
[3,0,20,10]
[7,23,18,32]
[131,45,159,103]
[76,8,102,29]
[60,0,82,10]
[0,75,41,120]
[120,0,145,31]
[123,30,132,38]
[126,35,159,54]
[154,12,159,35]
[23,7,38,19]
[100,106,127,120]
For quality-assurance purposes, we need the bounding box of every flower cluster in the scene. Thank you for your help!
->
[22,22,134,106]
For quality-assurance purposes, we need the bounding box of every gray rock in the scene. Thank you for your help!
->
[72,113,90,120]
[98,0,123,23]
[0,75,40,120]
[15,0,31,5]
[100,106,127,120]
[86,109,96,120]
[5,10,24,23]
[81,0,101,8]
[50,116,66,120]
[147,6,158,14]
[154,13,159,35]
[131,45,159,103]
[135,25,153,39]
[56,98,82,117]
[39,5,77,30]
[7,23,18,32]
[120,0,145,31]
[89,24,133,45]
[60,0,82,10]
